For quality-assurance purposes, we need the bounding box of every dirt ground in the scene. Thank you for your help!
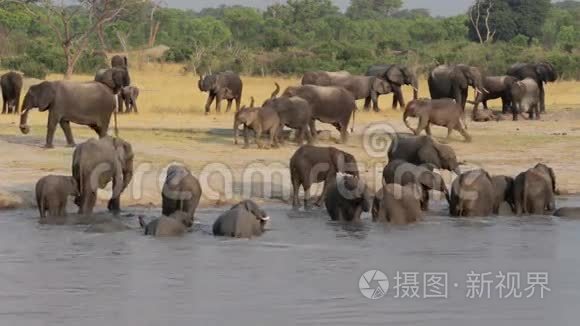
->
[1,67,579,210]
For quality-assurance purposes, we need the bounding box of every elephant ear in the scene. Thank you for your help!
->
[385,65,404,86]
[372,77,392,94]
[536,63,558,82]
[417,143,442,169]
[452,69,469,90]
[34,82,56,111]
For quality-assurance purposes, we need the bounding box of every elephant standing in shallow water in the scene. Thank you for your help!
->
[212,200,270,238]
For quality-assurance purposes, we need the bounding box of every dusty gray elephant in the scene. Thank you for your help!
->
[162,165,202,222]
[212,200,270,238]
[263,83,313,145]
[388,135,460,173]
[198,71,243,114]
[325,175,372,222]
[282,85,356,143]
[233,105,281,149]
[20,81,117,148]
[290,145,359,209]
[1,71,23,114]
[428,64,486,111]
[121,86,139,113]
[472,107,501,122]
[449,169,495,217]
[511,78,540,120]
[372,183,423,225]
[382,159,449,211]
[139,212,193,237]
[507,62,557,113]
[472,75,518,113]
[403,98,471,142]
[72,136,134,215]
[491,175,515,214]
[35,175,79,221]
[301,70,393,111]
[366,64,419,109]
[554,207,580,218]
[513,163,557,215]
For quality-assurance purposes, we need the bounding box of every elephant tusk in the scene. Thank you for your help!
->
[261,216,270,221]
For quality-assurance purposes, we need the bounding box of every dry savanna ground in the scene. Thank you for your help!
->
[1,63,579,210]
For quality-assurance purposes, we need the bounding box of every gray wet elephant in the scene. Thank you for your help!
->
[139,212,193,237]
[121,86,139,113]
[162,165,202,222]
[388,135,460,173]
[428,64,486,111]
[449,169,495,217]
[212,200,270,238]
[372,183,423,225]
[35,175,79,221]
[472,75,518,113]
[198,71,243,114]
[264,83,314,144]
[301,70,393,111]
[233,105,281,149]
[382,159,449,211]
[554,207,580,218]
[511,78,541,120]
[325,175,372,222]
[403,98,471,142]
[72,136,134,215]
[507,62,557,113]
[20,81,117,148]
[290,145,359,209]
[1,71,23,114]
[513,163,557,215]
[491,175,515,214]
[366,64,419,110]
[282,85,356,143]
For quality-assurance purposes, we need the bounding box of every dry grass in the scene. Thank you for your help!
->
[1,63,580,209]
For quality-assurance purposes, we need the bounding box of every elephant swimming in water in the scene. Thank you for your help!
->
[212,200,270,238]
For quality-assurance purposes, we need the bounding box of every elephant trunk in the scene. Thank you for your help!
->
[403,107,414,133]
[233,115,241,145]
[411,79,419,100]
[19,101,31,134]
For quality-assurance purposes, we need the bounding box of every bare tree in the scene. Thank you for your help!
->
[469,0,496,44]
[19,0,132,79]
[147,0,165,48]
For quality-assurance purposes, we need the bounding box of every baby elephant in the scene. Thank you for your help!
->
[233,106,281,149]
[325,175,372,222]
[35,175,79,221]
[121,86,139,113]
[139,212,193,237]
[372,183,423,225]
[491,175,515,214]
[404,98,471,142]
[212,200,270,238]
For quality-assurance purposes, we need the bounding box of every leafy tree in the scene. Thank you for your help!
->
[346,0,403,20]
[557,25,579,52]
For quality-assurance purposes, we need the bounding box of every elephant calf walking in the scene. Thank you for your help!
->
[198,72,243,114]
[233,106,281,149]
[403,99,471,142]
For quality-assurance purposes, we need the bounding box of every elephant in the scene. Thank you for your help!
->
[95,67,131,95]
[72,136,134,215]
[472,76,518,113]
[162,165,202,222]
[110,55,128,69]
[198,71,243,114]
[281,85,356,143]
[301,70,393,111]
[382,159,450,211]
[388,135,460,173]
[20,81,117,148]
[403,98,471,142]
[472,107,501,122]
[324,175,372,222]
[212,200,270,238]
[428,64,486,111]
[510,78,541,121]
[290,145,359,209]
[366,64,419,110]
[121,86,139,113]
[513,163,557,215]
[1,71,23,114]
[139,212,193,237]
[35,175,79,221]
[372,183,423,225]
[507,62,557,113]
[553,207,580,218]
[233,105,281,149]
[449,169,495,217]
[263,84,313,145]
[491,175,515,214]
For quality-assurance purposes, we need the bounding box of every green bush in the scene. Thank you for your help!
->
[19,61,48,79]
